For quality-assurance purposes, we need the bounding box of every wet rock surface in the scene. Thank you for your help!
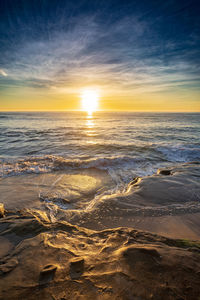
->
[157,169,172,175]
[0,210,200,300]
[39,264,57,285]
[69,258,84,279]
[68,163,200,238]
[0,258,18,275]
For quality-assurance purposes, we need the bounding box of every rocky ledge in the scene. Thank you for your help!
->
[0,210,200,300]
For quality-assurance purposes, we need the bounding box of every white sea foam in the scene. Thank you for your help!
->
[0,112,199,183]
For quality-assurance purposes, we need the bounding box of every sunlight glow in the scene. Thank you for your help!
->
[81,89,99,114]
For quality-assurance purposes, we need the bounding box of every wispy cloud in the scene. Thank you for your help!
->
[0,69,7,77]
[2,16,199,94]
[0,0,199,108]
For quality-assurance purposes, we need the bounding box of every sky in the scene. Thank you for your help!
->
[0,0,200,111]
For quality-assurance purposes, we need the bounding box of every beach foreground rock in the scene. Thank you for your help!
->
[0,210,200,300]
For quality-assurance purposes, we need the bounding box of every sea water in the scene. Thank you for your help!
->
[0,112,199,212]
[0,112,199,178]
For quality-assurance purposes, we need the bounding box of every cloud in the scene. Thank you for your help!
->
[0,69,7,76]
[0,7,199,100]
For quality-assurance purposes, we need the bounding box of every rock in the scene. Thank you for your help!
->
[69,257,84,279]
[122,246,161,270]
[0,203,5,218]
[0,237,13,259]
[0,258,18,275]
[123,247,161,260]
[157,169,171,175]
[188,247,200,253]
[130,177,140,185]
[39,264,57,285]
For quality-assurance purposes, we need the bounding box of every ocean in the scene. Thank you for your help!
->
[0,112,200,226]
[1,112,199,177]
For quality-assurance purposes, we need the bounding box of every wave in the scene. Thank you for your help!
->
[0,155,143,177]
[1,148,200,179]
[157,145,200,162]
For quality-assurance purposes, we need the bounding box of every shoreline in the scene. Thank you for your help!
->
[0,162,200,239]
[65,162,200,240]
[0,161,200,299]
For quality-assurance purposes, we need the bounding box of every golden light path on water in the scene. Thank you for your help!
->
[85,114,97,141]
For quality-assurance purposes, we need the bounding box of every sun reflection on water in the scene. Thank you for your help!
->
[85,114,96,137]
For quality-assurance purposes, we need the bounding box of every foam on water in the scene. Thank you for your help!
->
[0,112,199,192]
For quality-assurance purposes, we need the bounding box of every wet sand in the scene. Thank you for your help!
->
[67,162,200,239]
[0,162,200,299]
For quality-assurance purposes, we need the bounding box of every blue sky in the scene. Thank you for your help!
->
[0,0,200,111]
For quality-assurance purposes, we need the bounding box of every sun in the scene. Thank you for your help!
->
[81,89,99,114]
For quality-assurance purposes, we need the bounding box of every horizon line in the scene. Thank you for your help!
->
[0,110,199,113]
